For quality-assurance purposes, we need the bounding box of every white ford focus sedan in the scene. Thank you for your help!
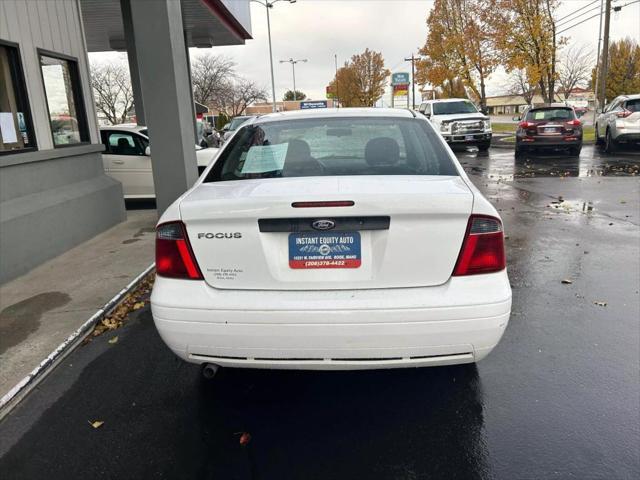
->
[151,108,511,372]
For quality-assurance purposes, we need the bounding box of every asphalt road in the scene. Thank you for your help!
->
[1,145,638,480]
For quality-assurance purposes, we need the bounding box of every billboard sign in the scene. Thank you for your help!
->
[300,100,328,109]
[391,72,410,86]
[325,85,335,99]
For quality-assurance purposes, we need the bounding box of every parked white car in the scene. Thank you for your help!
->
[151,108,511,375]
[100,124,219,198]
[595,94,640,152]
[418,99,492,151]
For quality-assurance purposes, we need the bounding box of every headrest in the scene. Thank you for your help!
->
[117,138,131,148]
[365,137,400,166]
[286,139,311,160]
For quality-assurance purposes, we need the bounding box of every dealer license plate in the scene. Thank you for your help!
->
[289,232,361,269]
[465,135,474,141]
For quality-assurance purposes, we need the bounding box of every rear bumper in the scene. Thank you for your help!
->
[516,135,582,147]
[151,272,512,370]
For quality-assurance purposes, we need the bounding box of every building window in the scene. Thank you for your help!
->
[39,52,89,147]
[0,42,36,154]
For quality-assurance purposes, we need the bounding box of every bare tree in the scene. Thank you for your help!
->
[190,53,236,106]
[557,44,593,99]
[214,79,268,116]
[90,63,134,125]
[505,68,536,106]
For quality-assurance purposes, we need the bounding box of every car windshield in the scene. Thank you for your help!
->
[229,116,251,130]
[204,117,457,182]
[526,108,575,121]
[433,101,478,115]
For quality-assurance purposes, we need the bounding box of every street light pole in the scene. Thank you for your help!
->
[251,0,297,112]
[279,58,307,100]
[265,3,276,112]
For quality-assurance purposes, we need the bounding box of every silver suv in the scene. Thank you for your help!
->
[418,98,492,151]
[595,94,640,152]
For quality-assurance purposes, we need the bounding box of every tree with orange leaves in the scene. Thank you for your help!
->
[328,49,390,107]
[415,0,498,109]
[487,0,563,104]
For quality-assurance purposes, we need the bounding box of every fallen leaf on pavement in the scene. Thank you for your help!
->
[88,420,104,429]
[561,279,573,284]
[239,432,252,446]
[133,302,145,310]
[594,301,607,307]
[108,336,118,344]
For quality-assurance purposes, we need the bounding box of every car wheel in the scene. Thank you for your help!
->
[595,124,604,145]
[515,145,526,158]
[569,146,582,157]
[604,129,616,153]
[477,142,490,152]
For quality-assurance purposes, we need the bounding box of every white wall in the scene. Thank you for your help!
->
[0,0,99,150]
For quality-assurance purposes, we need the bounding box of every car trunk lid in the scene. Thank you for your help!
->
[180,176,474,290]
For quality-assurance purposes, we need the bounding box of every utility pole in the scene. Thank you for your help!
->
[593,0,604,123]
[334,54,339,108]
[279,58,307,101]
[598,0,612,110]
[404,53,416,109]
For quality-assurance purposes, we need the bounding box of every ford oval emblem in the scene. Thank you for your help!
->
[312,219,335,231]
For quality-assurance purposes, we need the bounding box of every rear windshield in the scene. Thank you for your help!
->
[433,101,478,115]
[625,99,640,112]
[526,108,575,121]
[204,117,458,182]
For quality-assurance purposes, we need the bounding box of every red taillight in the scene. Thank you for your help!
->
[518,121,535,128]
[616,109,632,118]
[156,221,203,279]
[453,215,506,276]
[566,119,582,126]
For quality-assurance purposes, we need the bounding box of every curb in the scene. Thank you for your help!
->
[0,263,156,420]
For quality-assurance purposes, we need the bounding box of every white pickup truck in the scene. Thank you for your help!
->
[418,98,492,151]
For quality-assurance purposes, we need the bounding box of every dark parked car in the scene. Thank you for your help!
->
[515,105,583,157]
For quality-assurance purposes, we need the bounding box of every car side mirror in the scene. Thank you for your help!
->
[144,146,151,156]
[481,108,488,115]
[424,113,431,119]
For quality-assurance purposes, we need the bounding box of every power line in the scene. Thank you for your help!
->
[556,0,637,34]
[556,3,603,27]
[555,0,599,23]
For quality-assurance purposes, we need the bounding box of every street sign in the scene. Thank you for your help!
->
[300,100,328,109]
[391,72,410,86]
[325,85,335,99]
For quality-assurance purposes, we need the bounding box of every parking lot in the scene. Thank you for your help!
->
[0,145,638,480]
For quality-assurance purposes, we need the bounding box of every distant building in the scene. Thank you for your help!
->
[485,88,596,115]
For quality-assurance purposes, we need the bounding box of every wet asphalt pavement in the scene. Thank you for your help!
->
[0,145,638,479]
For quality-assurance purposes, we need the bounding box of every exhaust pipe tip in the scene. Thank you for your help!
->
[201,363,219,379]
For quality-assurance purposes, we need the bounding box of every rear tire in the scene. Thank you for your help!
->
[569,146,581,157]
[477,142,491,152]
[604,129,616,153]
[515,145,526,157]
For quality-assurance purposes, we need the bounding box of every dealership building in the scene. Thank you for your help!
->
[0,0,251,283]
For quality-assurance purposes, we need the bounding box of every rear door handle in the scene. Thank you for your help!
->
[113,160,125,165]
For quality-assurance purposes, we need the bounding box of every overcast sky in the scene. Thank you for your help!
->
[91,0,640,105]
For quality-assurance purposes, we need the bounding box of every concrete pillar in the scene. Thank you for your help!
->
[127,0,198,215]
[120,0,145,125]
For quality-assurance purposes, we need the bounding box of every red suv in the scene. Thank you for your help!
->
[515,105,583,157]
